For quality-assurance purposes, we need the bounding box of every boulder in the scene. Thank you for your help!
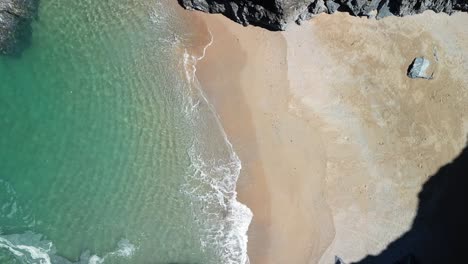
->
[407,57,433,80]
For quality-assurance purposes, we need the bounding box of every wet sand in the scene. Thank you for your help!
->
[185,8,468,264]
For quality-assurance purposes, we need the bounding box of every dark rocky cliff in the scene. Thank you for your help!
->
[0,0,39,56]
[178,0,468,30]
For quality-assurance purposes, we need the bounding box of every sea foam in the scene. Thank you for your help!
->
[0,232,136,264]
[180,24,253,264]
[151,2,253,263]
[0,233,52,264]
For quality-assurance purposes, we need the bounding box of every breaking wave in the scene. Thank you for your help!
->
[151,3,253,264]
[180,26,252,264]
[0,232,135,264]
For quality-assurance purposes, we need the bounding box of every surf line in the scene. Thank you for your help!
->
[192,28,214,82]
[182,26,253,264]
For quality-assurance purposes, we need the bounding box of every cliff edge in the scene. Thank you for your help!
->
[178,0,468,30]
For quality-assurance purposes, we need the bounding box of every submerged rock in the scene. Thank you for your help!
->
[178,0,468,31]
[0,0,39,56]
[407,57,433,80]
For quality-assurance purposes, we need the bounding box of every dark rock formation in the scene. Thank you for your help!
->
[0,0,39,56]
[335,256,347,264]
[177,0,468,30]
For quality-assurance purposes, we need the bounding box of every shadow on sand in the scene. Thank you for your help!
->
[351,140,468,264]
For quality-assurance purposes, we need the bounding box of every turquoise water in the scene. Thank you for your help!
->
[0,1,251,263]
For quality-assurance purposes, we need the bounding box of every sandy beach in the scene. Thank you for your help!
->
[183,7,468,263]
[195,15,335,264]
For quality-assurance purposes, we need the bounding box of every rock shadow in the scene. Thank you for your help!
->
[353,140,468,263]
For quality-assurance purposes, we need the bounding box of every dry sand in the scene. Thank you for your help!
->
[284,12,468,263]
[184,8,468,264]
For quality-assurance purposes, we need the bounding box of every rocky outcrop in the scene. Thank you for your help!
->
[178,0,468,30]
[0,0,39,56]
[335,256,346,264]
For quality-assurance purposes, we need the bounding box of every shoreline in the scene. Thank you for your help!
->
[192,16,275,263]
[193,13,335,263]
[169,4,254,263]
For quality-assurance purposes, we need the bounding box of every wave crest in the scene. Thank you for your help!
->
[180,28,253,264]
[0,232,135,264]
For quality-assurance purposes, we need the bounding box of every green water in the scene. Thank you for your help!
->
[0,1,250,263]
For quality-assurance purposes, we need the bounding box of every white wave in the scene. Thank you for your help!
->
[149,2,253,263]
[185,144,252,264]
[0,234,52,264]
[178,25,253,264]
[0,233,136,264]
[182,29,214,84]
[88,255,104,264]
[111,239,136,258]
[86,239,136,264]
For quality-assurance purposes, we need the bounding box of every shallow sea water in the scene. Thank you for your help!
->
[0,1,251,263]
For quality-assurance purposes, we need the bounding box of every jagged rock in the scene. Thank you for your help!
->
[0,0,39,56]
[407,57,433,79]
[335,256,346,264]
[376,0,394,19]
[325,0,340,14]
[178,0,468,31]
